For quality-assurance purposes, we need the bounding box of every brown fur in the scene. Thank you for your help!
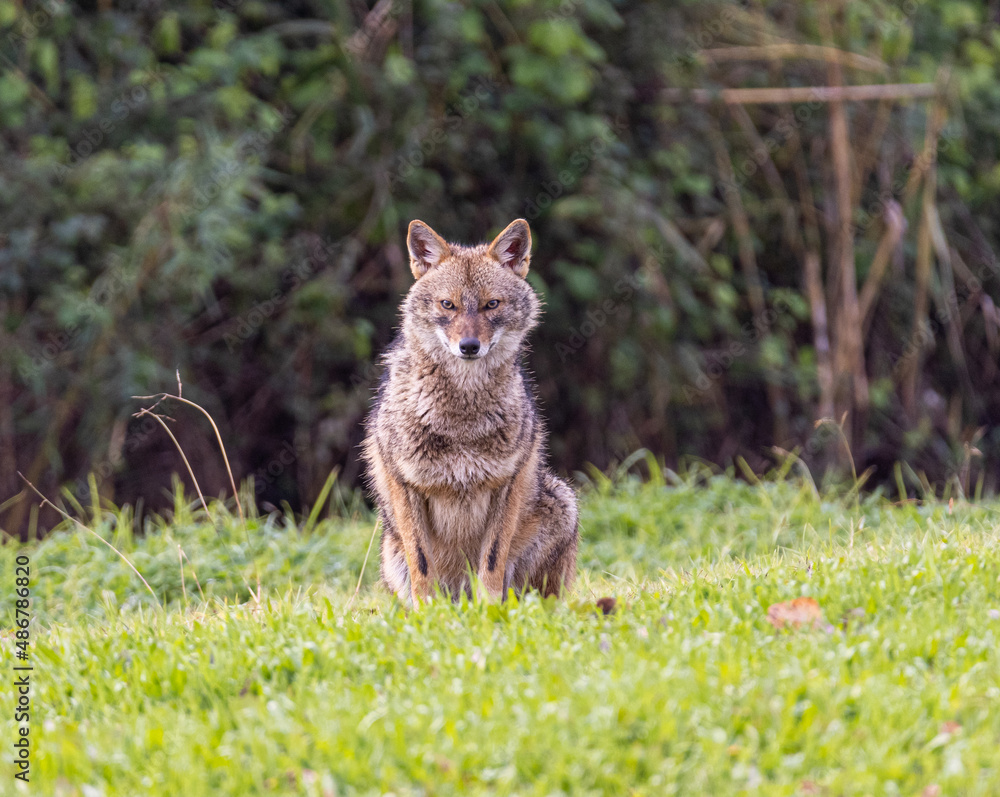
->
[362,219,578,605]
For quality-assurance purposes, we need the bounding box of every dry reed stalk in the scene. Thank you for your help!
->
[708,124,767,315]
[825,54,869,422]
[899,74,950,208]
[851,100,894,207]
[805,251,835,420]
[698,44,888,73]
[636,201,711,274]
[708,121,788,442]
[900,94,949,415]
[902,164,936,416]
[728,105,804,256]
[857,199,906,334]
[927,191,973,396]
[660,83,938,105]
[787,118,835,421]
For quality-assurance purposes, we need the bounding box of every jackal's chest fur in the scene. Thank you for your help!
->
[426,488,494,569]
[383,359,535,495]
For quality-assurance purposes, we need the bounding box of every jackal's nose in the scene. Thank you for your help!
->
[459,337,481,357]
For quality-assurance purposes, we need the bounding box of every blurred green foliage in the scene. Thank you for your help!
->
[2,0,1000,530]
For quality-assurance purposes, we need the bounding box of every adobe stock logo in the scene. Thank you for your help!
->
[18,258,129,380]
[222,237,339,351]
[555,273,641,362]
[523,117,628,221]
[680,296,793,403]
[52,65,170,181]
[251,440,309,495]
[388,77,495,187]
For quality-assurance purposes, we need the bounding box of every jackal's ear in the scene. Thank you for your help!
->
[407,220,451,279]
[488,219,532,278]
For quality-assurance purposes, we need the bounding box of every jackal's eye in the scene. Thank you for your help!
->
[441,300,455,310]
[484,299,500,310]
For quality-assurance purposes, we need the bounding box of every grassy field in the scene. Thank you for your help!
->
[3,470,1000,795]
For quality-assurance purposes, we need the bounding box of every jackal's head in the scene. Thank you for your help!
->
[401,219,541,365]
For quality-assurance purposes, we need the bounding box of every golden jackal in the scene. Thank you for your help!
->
[363,219,578,605]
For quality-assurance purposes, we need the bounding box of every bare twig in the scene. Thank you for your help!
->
[133,393,244,525]
[858,200,907,334]
[825,46,869,421]
[708,125,767,315]
[901,97,948,416]
[698,44,888,73]
[635,202,711,274]
[482,0,520,47]
[345,0,398,59]
[133,408,216,525]
[804,250,835,420]
[0,52,58,112]
[728,104,802,254]
[18,473,162,611]
[852,100,894,207]
[787,116,835,421]
[660,83,938,105]
[134,391,259,602]
[708,121,788,442]
[900,70,952,208]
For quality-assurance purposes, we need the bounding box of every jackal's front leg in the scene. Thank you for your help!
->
[478,455,537,600]
[385,475,436,605]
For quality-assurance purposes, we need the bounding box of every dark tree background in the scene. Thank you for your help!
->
[3,0,1000,534]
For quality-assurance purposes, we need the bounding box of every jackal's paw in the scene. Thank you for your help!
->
[472,578,504,605]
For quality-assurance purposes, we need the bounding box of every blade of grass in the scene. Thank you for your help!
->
[305,468,340,535]
[18,472,162,612]
[344,517,381,616]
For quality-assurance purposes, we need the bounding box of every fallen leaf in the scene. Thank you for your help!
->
[940,721,962,735]
[800,781,822,795]
[596,597,617,615]
[767,597,825,630]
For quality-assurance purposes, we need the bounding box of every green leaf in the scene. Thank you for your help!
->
[34,38,60,95]
[69,72,98,120]
[154,12,182,55]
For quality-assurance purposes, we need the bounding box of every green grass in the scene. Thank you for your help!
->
[3,472,1000,795]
